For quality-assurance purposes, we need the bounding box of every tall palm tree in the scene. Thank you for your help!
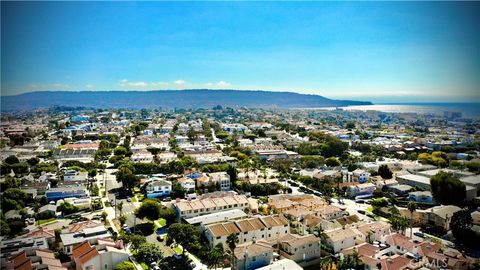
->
[117,201,124,217]
[407,201,417,238]
[226,233,239,254]
[388,205,400,219]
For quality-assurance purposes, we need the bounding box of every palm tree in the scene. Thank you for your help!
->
[319,256,333,270]
[388,205,400,219]
[117,201,124,217]
[226,233,239,254]
[407,201,417,238]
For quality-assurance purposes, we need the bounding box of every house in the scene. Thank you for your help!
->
[356,221,391,243]
[256,259,303,270]
[423,205,462,230]
[24,228,56,245]
[346,183,376,198]
[185,209,248,226]
[72,239,129,270]
[232,240,273,270]
[277,233,321,267]
[38,204,57,218]
[130,149,154,163]
[5,210,22,220]
[204,215,289,249]
[324,228,361,253]
[63,170,88,181]
[408,191,434,204]
[208,172,231,191]
[45,186,88,201]
[3,249,67,270]
[145,179,172,198]
[389,184,413,196]
[346,169,370,183]
[60,226,112,254]
[177,177,196,192]
[172,193,249,219]
[0,238,49,261]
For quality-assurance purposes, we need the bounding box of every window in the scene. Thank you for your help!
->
[252,256,256,261]
[217,236,221,240]
[105,264,108,269]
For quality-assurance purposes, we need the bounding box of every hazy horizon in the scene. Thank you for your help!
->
[2,1,479,103]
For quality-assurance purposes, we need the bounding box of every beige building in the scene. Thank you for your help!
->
[205,215,289,249]
[278,233,321,267]
[172,194,249,219]
[232,240,273,270]
[324,228,362,253]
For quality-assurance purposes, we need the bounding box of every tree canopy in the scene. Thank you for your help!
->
[430,171,466,206]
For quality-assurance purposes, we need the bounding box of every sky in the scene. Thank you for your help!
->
[1,1,479,103]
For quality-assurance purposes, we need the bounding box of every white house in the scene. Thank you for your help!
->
[63,170,88,181]
[145,179,172,198]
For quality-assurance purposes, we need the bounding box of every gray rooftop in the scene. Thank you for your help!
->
[185,209,247,225]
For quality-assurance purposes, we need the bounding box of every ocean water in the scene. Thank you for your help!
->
[340,103,480,118]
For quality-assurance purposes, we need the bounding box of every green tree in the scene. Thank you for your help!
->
[325,157,341,167]
[167,223,199,253]
[5,155,20,164]
[226,233,239,254]
[116,163,138,190]
[378,164,393,179]
[114,261,136,270]
[338,250,364,270]
[134,243,163,265]
[430,171,466,206]
[407,201,417,238]
[450,209,472,246]
[58,202,79,215]
[159,207,177,225]
[136,199,161,220]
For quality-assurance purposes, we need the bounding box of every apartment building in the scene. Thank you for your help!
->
[204,215,289,249]
[172,194,249,219]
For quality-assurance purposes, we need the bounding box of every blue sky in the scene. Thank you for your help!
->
[2,1,479,103]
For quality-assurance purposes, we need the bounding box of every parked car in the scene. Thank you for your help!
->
[92,214,102,220]
[157,235,164,242]
[358,210,366,214]
[127,197,132,202]
[414,232,425,238]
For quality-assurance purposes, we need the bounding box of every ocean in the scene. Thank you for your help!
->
[339,103,480,118]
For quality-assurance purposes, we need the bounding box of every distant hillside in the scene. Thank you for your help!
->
[1,89,371,111]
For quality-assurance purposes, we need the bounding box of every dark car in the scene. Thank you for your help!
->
[358,210,366,215]
[157,236,164,242]
[414,232,424,238]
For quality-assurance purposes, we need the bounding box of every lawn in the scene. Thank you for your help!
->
[174,245,183,254]
[37,218,57,225]
[140,263,148,270]
[105,202,111,207]
[158,218,167,227]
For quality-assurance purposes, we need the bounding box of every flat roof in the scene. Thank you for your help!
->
[461,175,480,185]
[185,209,247,225]
[397,174,431,185]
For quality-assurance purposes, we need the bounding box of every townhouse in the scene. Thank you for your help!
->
[204,215,289,249]
[172,193,250,219]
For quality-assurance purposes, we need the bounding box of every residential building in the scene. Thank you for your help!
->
[277,233,321,267]
[324,228,362,253]
[232,240,273,270]
[204,215,289,249]
[145,179,172,198]
[72,239,129,270]
[172,193,249,219]
[346,183,376,198]
[2,249,67,270]
[60,226,112,254]
[63,170,88,181]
